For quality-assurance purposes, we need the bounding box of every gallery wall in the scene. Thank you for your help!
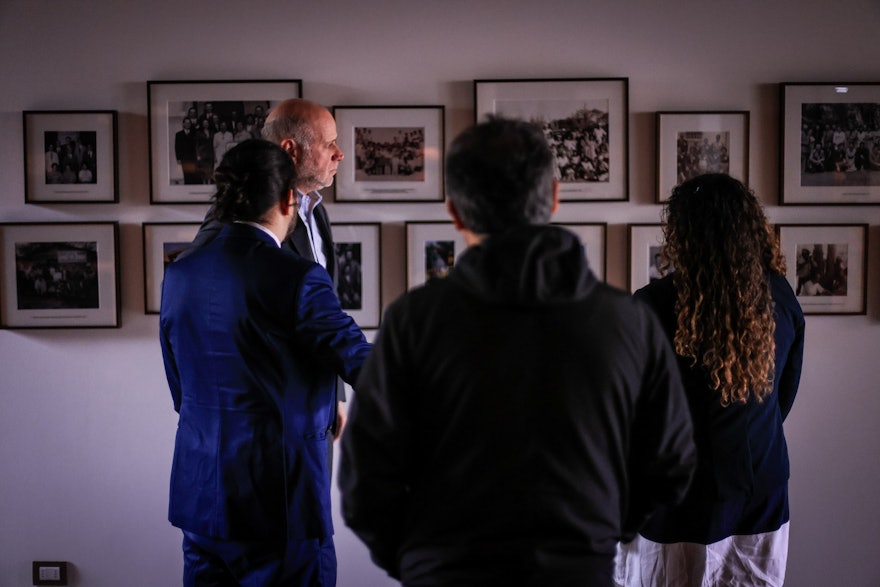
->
[1,0,879,585]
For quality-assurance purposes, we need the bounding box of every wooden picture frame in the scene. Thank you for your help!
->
[332,222,382,328]
[142,222,200,314]
[0,222,120,328]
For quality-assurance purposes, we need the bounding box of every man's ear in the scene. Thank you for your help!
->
[279,138,299,163]
[280,189,296,216]
[446,199,466,231]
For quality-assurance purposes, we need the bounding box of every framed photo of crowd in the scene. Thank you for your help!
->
[332,222,382,329]
[147,79,302,204]
[142,222,200,314]
[332,106,445,203]
[23,110,118,203]
[627,223,667,293]
[776,223,867,315]
[655,111,749,202]
[474,77,629,202]
[553,222,607,281]
[780,82,880,205]
[405,221,467,290]
[0,222,120,329]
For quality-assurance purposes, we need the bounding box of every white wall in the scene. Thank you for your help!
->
[1,1,879,585]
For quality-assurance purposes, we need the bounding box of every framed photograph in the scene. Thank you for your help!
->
[23,110,118,203]
[656,111,749,202]
[777,224,867,315]
[554,222,607,281]
[474,78,629,201]
[780,82,880,204]
[142,222,200,314]
[148,79,301,204]
[627,223,668,293]
[332,223,382,328]
[405,221,467,290]
[332,106,445,203]
[0,222,120,328]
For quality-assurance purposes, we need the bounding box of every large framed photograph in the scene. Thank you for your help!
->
[148,79,301,204]
[474,78,629,201]
[332,222,382,328]
[780,82,880,204]
[656,111,749,202]
[777,224,867,315]
[0,222,120,328]
[332,106,444,203]
[142,222,200,314]
[405,221,467,290]
[554,222,607,281]
[627,223,668,293]
[23,110,118,203]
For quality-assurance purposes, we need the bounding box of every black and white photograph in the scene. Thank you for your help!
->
[148,80,301,203]
[627,223,666,292]
[23,111,118,203]
[656,111,749,202]
[331,223,382,328]
[406,221,467,289]
[1,222,120,328]
[475,78,628,201]
[424,240,455,282]
[781,82,880,204]
[333,106,444,202]
[777,224,867,314]
[142,222,200,314]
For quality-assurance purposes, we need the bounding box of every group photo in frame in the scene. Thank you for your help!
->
[332,106,445,203]
[148,79,302,204]
[405,221,467,290]
[627,223,667,293]
[332,222,382,329]
[23,110,118,203]
[655,111,749,202]
[777,223,867,315]
[0,222,120,328]
[142,222,200,314]
[780,82,880,204]
[474,77,629,202]
[553,222,607,281]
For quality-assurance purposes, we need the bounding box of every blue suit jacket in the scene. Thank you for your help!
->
[159,223,370,541]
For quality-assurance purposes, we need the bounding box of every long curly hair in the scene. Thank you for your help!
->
[661,174,786,405]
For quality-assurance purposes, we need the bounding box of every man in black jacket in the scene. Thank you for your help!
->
[339,116,697,587]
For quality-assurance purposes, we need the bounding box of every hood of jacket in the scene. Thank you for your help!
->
[447,224,598,306]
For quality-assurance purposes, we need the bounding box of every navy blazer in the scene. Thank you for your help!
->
[159,223,370,541]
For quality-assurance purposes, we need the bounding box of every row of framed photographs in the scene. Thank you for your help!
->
[0,220,868,329]
[21,79,880,206]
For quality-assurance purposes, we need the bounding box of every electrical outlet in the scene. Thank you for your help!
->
[32,561,68,586]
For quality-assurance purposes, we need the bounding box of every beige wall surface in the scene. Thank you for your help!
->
[1,1,879,585]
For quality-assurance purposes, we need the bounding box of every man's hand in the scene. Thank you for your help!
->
[333,401,347,441]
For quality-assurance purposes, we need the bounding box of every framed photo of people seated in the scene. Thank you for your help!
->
[553,222,607,281]
[147,79,302,204]
[331,106,445,203]
[405,221,467,290]
[474,77,629,202]
[0,222,120,328]
[780,82,880,204]
[23,110,118,203]
[655,111,749,202]
[776,224,867,315]
[627,223,667,293]
[331,222,382,329]
[142,222,200,314]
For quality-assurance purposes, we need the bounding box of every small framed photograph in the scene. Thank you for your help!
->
[23,110,118,203]
[0,222,120,328]
[777,224,867,315]
[554,222,607,281]
[148,79,302,204]
[405,221,467,290]
[628,223,668,293]
[780,82,880,204]
[655,111,749,202]
[142,222,200,314]
[332,106,445,203]
[474,78,629,201]
[332,222,382,328]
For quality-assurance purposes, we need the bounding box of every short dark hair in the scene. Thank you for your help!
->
[445,116,555,234]
[211,139,294,223]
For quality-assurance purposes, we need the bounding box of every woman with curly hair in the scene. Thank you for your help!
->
[615,174,805,587]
